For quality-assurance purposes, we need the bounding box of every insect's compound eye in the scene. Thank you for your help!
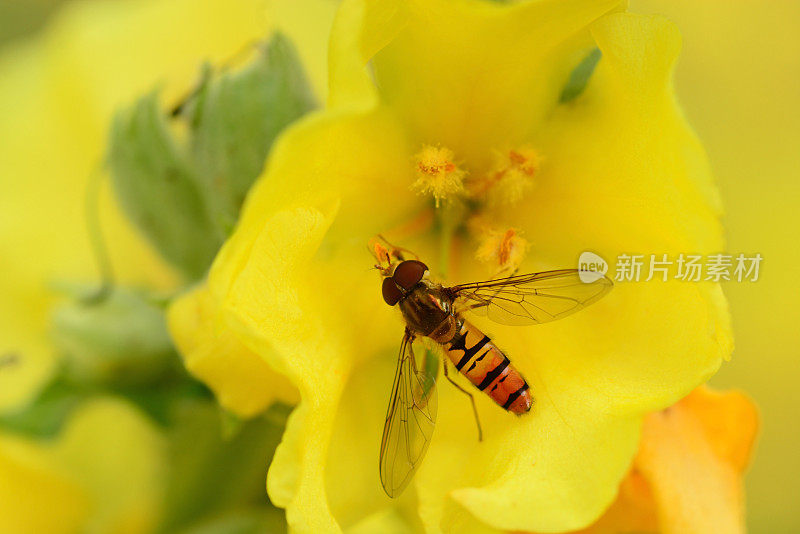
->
[382,277,403,306]
[392,260,428,291]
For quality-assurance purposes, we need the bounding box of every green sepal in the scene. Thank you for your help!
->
[108,92,221,280]
[189,33,317,233]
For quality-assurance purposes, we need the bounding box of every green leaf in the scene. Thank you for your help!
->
[51,287,177,386]
[190,33,317,233]
[108,92,222,279]
[559,47,602,103]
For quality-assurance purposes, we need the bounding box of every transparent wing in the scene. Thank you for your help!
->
[449,269,612,326]
[379,331,438,498]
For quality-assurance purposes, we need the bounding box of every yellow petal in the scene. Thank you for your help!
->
[328,0,410,109]
[235,205,345,533]
[370,0,625,171]
[493,11,733,408]
[416,384,641,533]
[189,103,420,532]
[0,434,90,534]
[505,13,723,260]
[410,13,732,533]
[167,285,299,418]
[628,3,799,525]
[0,397,166,534]
[52,398,167,534]
[326,349,417,529]
[345,506,419,534]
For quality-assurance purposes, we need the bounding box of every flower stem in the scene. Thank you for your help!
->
[436,201,466,279]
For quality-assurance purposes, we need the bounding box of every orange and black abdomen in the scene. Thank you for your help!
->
[444,318,532,415]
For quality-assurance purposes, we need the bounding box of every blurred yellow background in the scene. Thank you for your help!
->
[1,0,797,532]
[632,2,800,532]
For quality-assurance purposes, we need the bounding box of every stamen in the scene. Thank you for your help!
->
[411,145,466,208]
[470,146,541,205]
[475,227,530,273]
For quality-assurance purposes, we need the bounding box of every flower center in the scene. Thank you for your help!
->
[404,143,539,275]
[411,144,541,208]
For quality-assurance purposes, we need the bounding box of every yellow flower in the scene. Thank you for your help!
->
[0,397,166,534]
[169,1,732,532]
[571,386,758,534]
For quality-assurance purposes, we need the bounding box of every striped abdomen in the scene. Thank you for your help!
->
[444,318,532,415]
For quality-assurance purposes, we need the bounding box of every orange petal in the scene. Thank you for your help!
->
[572,386,758,534]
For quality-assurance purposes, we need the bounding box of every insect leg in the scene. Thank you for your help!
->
[442,358,483,442]
[376,234,420,261]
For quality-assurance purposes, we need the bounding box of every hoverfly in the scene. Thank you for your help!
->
[375,242,612,497]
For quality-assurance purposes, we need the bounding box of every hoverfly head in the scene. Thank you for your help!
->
[382,260,429,306]
[371,236,428,306]
[392,260,428,290]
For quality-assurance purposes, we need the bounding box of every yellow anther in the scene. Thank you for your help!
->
[411,145,466,207]
[475,227,530,272]
[471,146,541,205]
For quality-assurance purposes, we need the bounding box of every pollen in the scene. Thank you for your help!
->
[373,241,391,265]
[470,146,541,205]
[411,145,466,207]
[475,227,530,272]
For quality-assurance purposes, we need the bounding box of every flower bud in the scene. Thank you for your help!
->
[108,92,221,280]
[189,33,317,232]
[51,288,175,386]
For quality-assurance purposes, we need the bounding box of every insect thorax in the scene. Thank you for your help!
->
[398,282,454,339]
